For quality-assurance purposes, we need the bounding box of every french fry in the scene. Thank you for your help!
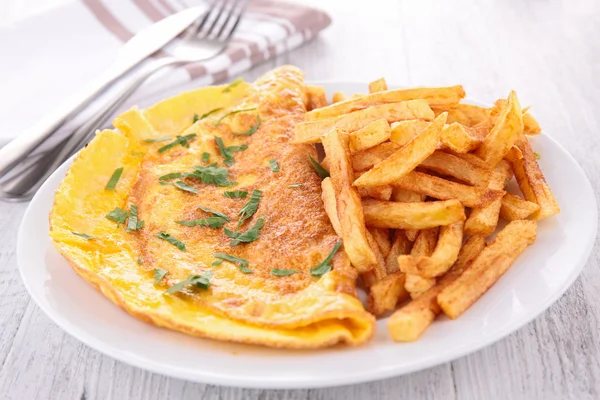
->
[523,112,541,135]
[464,160,512,236]
[367,272,409,316]
[400,228,439,297]
[405,230,419,242]
[434,103,489,127]
[369,227,392,257]
[354,113,447,187]
[322,128,376,272]
[500,192,540,221]
[415,221,464,278]
[388,236,486,341]
[475,91,524,167]
[390,120,430,146]
[511,136,560,220]
[363,199,466,230]
[355,171,393,200]
[438,220,537,319]
[306,86,465,122]
[391,187,425,241]
[306,85,328,111]
[348,119,391,154]
[294,100,434,144]
[352,142,400,171]
[332,92,347,103]
[419,151,493,187]
[321,177,342,236]
[361,230,389,288]
[369,78,388,93]
[440,122,486,153]
[385,231,413,273]
[392,171,504,208]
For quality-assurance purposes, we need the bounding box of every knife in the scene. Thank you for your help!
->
[0,6,206,178]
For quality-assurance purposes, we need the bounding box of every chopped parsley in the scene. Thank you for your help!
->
[214,252,252,273]
[154,268,168,284]
[159,172,185,181]
[215,136,248,166]
[197,205,229,220]
[173,180,198,194]
[224,190,248,199]
[176,217,227,228]
[193,114,199,123]
[213,108,257,127]
[105,207,128,225]
[198,108,223,120]
[534,152,541,160]
[165,272,212,294]
[224,215,265,246]
[311,241,343,277]
[190,164,236,186]
[126,205,144,231]
[234,114,261,136]
[222,77,243,93]
[137,257,143,265]
[237,189,262,227]
[201,152,211,163]
[308,154,330,179]
[71,231,93,240]
[143,136,172,143]
[158,133,197,153]
[269,159,279,172]
[212,259,224,266]
[288,184,304,188]
[271,268,299,276]
[105,167,124,190]
[155,232,186,252]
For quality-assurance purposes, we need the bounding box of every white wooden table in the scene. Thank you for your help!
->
[2,0,600,398]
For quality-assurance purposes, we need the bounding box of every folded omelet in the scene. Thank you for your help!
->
[49,66,375,348]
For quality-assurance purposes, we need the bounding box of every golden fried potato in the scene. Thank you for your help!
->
[511,136,560,220]
[464,160,512,236]
[500,192,540,221]
[388,235,486,341]
[385,231,413,273]
[434,103,489,127]
[306,85,328,111]
[390,187,425,241]
[352,142,400,171]
[440,122,486,153]
[361,230,389,288]
[363,199,466,230]
[523,112,541,135]
[332,92,347,103]
[321,177,342,236]
[419,151,493,187]
[369,78,388,93]
[354,113,447,187]
[355,171,393,200]
[369,227,392,258]
[400,228,439,297]
[348,119,391,154]
[392,171,504,208]
[294,100,434,144]
[306,86,464,122]
[322,129,376,272]
[475,91,524,167]
[367,272,408,316]
[438,220,537,319]
[415,221,464,278]
[390,120,430,146]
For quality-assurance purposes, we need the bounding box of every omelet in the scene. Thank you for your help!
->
[49,66,375,348]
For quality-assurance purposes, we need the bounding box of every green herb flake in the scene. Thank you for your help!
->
[213,108,257,127]
[155,232,186,252]
[173,180,198,194]
[214,252,252,273]
[197,205,230,221]
[190,164,236,187]
[271,268,299,276]
[310,241,343,277]
[159,172,185,181]
[222,77,243,93]
[158,133,197,153]
[269,159,279,172]
[225,215,265,246]
[237,189,262,227]
[137,257,143,265]
[234,114,261,136]
[154,268,168,284]
[106,207,128,225]
[212,259,224,266]
[215,136,248,166]
[105,167,124,190]
[308,154,330,179]
[199,108,223,120]
[288,184,304,188]
[126,204,144,232]
[72,231,93,240]
[165,272,212,294]
[224,190,248,199]
[143,136,172,143]
[534,152,541,160]
[201,152,211,163]
[193,113,199,123]
[176,216,227,228]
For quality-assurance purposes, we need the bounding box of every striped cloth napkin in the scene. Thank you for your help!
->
[0,0,330,145]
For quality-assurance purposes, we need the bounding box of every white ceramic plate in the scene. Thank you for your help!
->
[18,82,597,389]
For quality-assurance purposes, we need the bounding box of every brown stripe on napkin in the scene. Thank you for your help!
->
[82,0,133,41]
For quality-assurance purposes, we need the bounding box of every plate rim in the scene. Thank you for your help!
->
[17,81,599,389]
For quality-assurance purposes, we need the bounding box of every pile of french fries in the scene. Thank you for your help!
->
[299,79,560,342]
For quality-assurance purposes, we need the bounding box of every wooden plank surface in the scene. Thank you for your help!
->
[1,0,599,399]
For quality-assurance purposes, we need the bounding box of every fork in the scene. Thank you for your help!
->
[0,0,248,201]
